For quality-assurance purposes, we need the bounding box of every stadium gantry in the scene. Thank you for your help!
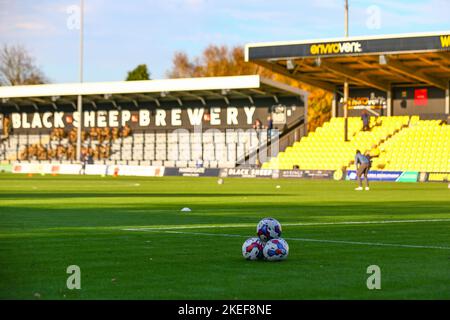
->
[0,75,307,168]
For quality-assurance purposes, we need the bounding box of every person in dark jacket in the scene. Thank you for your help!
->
[355,150,370,190]
[361,110,370,131]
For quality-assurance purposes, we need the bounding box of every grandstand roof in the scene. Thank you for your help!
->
[245,31,450,92]
[0,75,306,109]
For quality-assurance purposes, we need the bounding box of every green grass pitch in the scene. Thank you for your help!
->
[0,173,449,299]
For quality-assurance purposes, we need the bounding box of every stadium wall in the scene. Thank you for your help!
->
[335,85,449,119]
[392,86,447,118]
[6,162,448,182]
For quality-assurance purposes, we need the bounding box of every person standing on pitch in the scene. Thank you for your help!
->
[354,150,370,191]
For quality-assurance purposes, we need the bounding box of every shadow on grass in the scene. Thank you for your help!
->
[1,201,449,230]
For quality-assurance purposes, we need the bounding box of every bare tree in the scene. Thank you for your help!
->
[0,44,48,86]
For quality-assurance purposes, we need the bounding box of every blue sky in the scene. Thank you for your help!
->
[1,0,449,83]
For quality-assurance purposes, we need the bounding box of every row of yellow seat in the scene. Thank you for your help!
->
[262,116,410,170]
[371,119,450,172]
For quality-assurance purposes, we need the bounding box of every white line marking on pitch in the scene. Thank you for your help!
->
[122,218,450,232]
[133,229,450,251]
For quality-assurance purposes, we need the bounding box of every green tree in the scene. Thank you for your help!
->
[126,64,150,81]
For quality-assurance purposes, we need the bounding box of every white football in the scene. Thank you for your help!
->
[256,217,282,242]
[242,237,265,260]
[263,238,289,261]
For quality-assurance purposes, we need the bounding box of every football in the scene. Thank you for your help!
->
[241,237,265,260]
[256,217,282,242]
[263,238,289,261]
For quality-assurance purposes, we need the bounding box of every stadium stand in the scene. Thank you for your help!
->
[2,114,448,172]
[0,127,268,168]
[0,75,305,168]
[113,129,267,168]
[247,32,450,174]
[372,118,450,172]
[261,115,449,172]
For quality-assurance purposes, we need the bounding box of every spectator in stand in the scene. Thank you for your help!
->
[361,109,370,131]
[102,127,111,142]
[66,144,75,161]
[36,144,46,160]
[56,145,65,160]
[19,126,125,162]
[89,128,98,141]
[96,128,103,143]
[68,129,77,144]
[51,128,65,141]
[253,119,263,142]
[105,145,111,158]
[81,147,88,158]
[50,130,57,141]
[80,150,88,174]
[19,146,27,160]
[93,145,101,160]
[30,145,36,159]
[121,124,131,137]
[112,128,120,140]
[266,115,273,139]
[253,119,263,130]
[3,116,11,139]
[47,147,55,160]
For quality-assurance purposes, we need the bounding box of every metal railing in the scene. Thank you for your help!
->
[238,116,306,167]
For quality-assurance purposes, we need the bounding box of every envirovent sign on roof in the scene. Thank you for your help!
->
[246,31,450,60]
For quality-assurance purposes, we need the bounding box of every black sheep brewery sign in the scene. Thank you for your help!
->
[6,105,303,132]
